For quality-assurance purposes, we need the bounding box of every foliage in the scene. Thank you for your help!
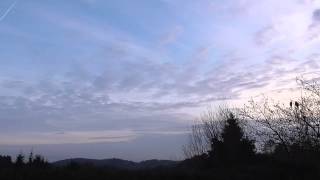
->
[208,113,255,166]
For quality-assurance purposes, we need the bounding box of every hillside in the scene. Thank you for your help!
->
[53,158,179,170]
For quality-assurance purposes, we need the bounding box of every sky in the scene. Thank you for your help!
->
[0,0,320,162]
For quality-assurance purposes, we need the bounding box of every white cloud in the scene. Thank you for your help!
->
[1,0,320,150]
[0,130,138,145]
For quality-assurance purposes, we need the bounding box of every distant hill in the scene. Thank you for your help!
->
[52,158,179,170]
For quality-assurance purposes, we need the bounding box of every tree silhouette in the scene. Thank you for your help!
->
[243,78,320,162]
[28,151,34,166]
[15,153,25,168]
[208,113,255,166]
[0,155,12,168]
[183,107,229,159]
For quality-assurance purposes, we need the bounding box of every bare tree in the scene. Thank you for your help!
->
[183,107,239,158]
[183,123,208,159]
[241,78,320,155]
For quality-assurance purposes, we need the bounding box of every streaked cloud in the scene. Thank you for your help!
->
[0,0,320,160]
[0,130,138,145]
[0,0,17,22]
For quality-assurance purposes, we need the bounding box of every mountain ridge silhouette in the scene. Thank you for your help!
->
[52,158,179,169]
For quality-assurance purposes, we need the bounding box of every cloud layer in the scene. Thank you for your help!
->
[0,0,320,160]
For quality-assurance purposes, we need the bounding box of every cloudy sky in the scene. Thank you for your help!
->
[0,0,320,161]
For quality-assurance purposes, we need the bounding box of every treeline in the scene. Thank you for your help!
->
[0,78,320,179]
[181,78,320,179]
[181,109,320,179]
[0,152,49,168]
